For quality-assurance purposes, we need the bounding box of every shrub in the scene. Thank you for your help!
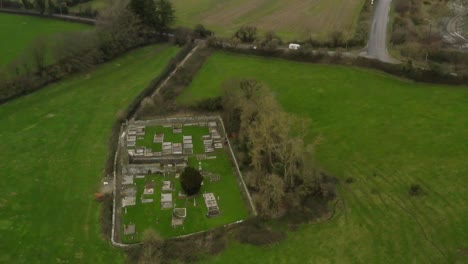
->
[409,184,423,196]
[194,24,212,38]
[345,177,354,184]
[236,223,285,246]
[180,166,203,195]
[234,25,257,43]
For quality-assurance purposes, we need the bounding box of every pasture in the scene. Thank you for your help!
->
[178,52,468,263]
[0,13,89,66]
[0,44,180,263]
[172,0,365,39]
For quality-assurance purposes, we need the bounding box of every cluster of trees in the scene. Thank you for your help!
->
[5,0,83,16]
[222,79,333,217]
[391,0,443,51]
[390,0,468,72]
[0,0,175,102]
[128,0,174,32]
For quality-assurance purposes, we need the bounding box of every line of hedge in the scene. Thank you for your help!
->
[0,8,95,25]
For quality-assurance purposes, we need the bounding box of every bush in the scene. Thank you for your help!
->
[193,97,223,111]
[180,166,203,196]
[234,25,257,43]
[174,26,193,45]
[194,24,212,38]
[345,177,354,184]
[236,223,285,246]
[409,184,423,196]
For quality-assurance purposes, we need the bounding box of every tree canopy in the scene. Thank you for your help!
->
[128,0,175,32]
[180,166,203,196]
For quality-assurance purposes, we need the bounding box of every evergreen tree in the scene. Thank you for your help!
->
[155,0,175,32]
[128,0,157,28]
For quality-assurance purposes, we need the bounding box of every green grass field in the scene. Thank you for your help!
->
[0,44,180,263]
[178,52,468,263]
[0,13,90,67]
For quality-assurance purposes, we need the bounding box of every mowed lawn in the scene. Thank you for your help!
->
[0,44,180,263]
[178,52,468,263]
[0,13,90,66]
[172,0,365,40]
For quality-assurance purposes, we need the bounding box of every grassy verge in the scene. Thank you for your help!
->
[0,44,179,263]
[178,52,468,263]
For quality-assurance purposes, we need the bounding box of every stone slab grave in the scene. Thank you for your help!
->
[141,199,154,204]
[173,143,183,155]
[124,224,136,235]
[122,196,136,207]
[122,186,137,196]
[122,175,134,185]
[203,192,220,217]
[144,181,155,195]
[173,124,183,134]
[161,193,173,209]
[208,121,217,127]
[162,180,174,191]
[210,174,221,182]
[154,133,164,143]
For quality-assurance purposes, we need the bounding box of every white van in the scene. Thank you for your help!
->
[288,43,301,50]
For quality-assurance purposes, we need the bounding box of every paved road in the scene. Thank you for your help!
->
[366,0,399,63]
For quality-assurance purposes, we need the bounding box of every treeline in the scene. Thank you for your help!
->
[1,0,94,17]
[0,0,176,103]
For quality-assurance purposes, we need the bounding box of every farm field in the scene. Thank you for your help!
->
[0,44,180,263]
[0,13,90,67]
[172,0,365,39]
[178,52,468,263]
[72,0,365,40]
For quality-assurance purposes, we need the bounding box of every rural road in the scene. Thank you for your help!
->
[365,0,399,63]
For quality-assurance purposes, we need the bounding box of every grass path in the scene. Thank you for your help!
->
[0,13,90,66]
[0,44,180,263]
[178,52,468,263]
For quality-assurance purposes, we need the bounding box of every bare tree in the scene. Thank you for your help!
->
[139,229,164,264]
[96,0,145,58]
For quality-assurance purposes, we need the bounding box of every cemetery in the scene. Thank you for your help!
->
[118,117,249,242]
